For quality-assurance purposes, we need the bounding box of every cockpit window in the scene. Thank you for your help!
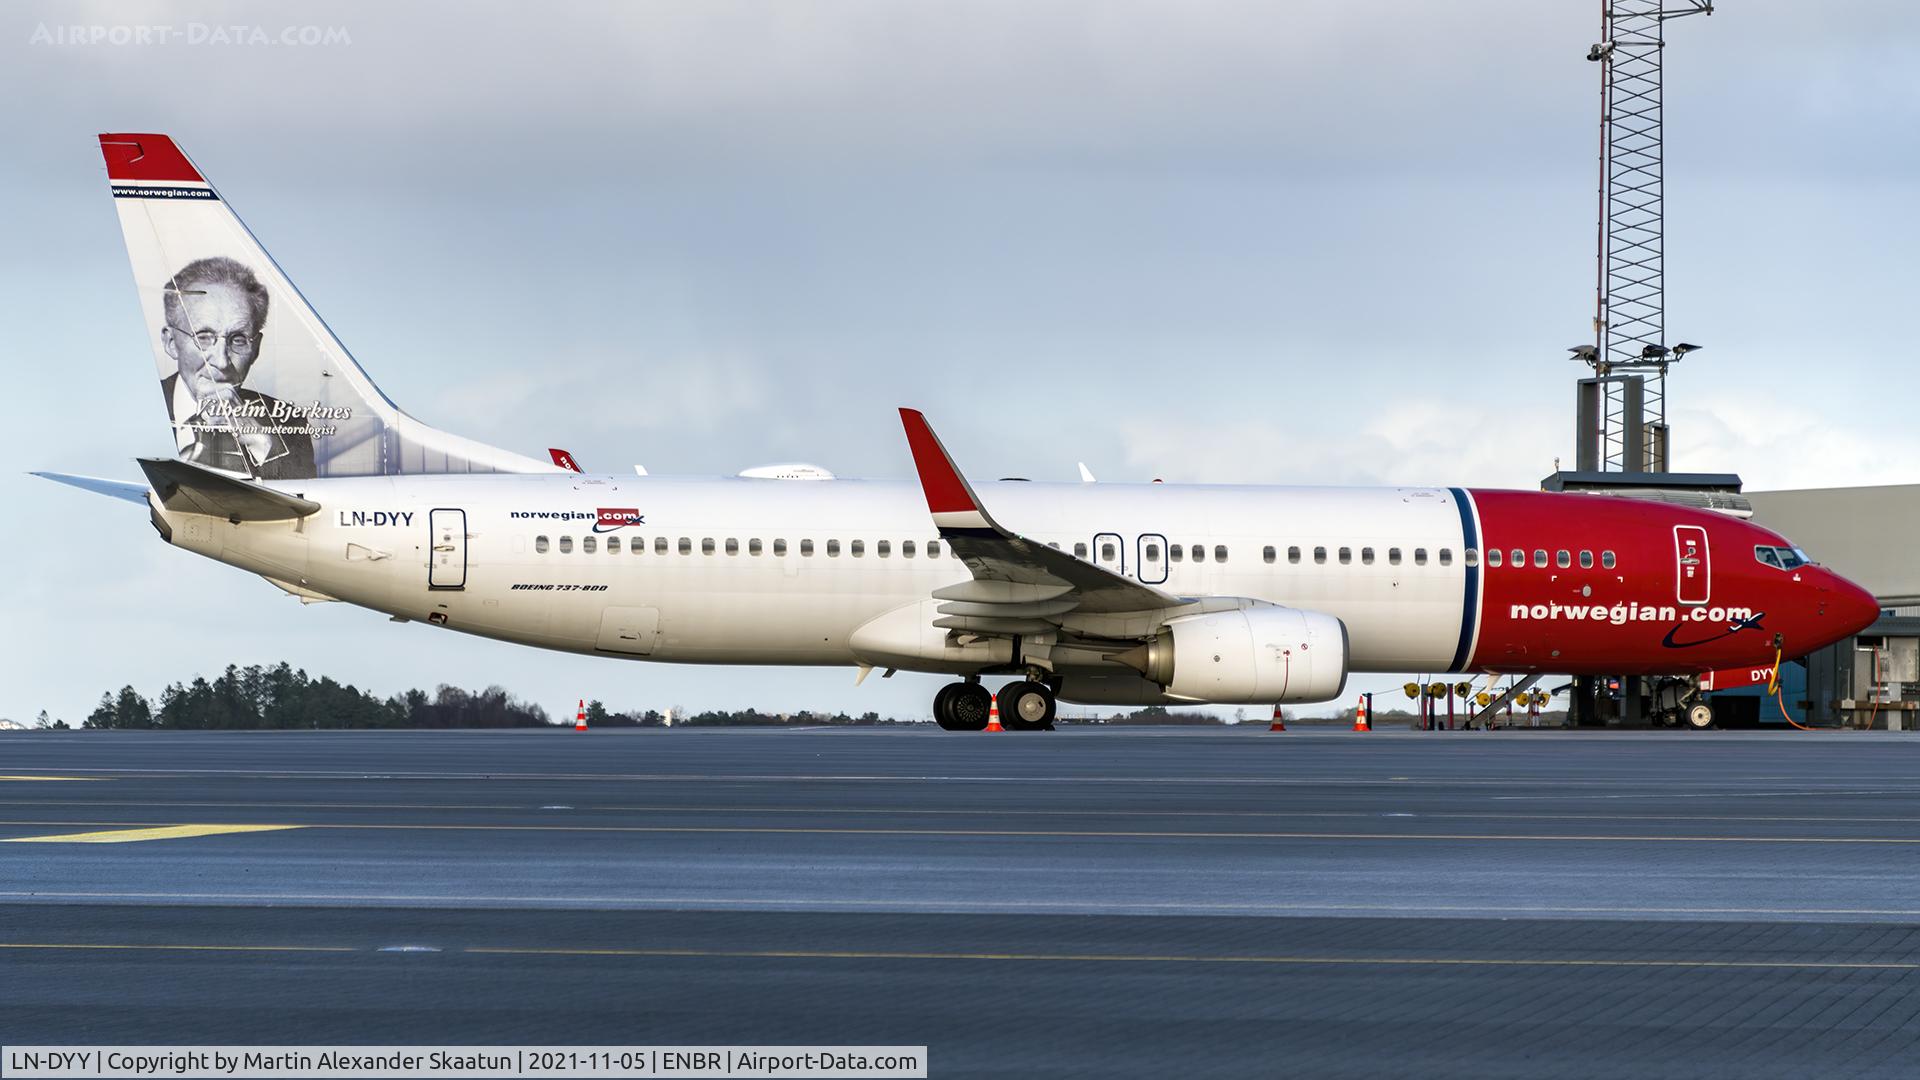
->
[1755,545,1808,570]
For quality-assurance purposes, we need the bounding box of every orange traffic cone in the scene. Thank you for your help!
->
[1269,705,1287,732]
[985,698,1003,732]
[575,699,588,732]
[1352,695,1370,732]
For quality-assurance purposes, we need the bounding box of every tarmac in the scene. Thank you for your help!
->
[4,725,1920,1078]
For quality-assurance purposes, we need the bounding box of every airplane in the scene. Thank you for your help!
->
[34,133,1881,732]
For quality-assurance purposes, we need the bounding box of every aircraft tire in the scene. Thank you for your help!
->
[998,681,1056,732]
[1685,702,1715,730]
[944,682,993,732]
[932,683,962,730]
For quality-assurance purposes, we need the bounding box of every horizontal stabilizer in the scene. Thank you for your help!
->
[137,456,319,522]
[30,471,149,505]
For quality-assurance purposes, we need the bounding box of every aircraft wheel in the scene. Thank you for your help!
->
[997,681,1056,732]
[932,683,962,730]
[943,682,992,732]
[1685,703,1715,730]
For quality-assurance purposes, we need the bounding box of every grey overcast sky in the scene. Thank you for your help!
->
[2,1,1915,724]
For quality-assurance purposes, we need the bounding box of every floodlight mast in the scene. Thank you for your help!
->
[1576,0,1712,474]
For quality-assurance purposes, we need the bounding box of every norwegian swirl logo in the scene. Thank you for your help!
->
[594,507,644,533]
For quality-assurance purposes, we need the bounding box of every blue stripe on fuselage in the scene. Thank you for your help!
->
[1447,487,1478,672]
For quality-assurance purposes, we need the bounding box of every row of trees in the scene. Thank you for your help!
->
[45,666,1253,730]
[81,663,550,730]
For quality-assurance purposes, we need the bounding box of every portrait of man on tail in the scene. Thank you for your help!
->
[158,255,315,481]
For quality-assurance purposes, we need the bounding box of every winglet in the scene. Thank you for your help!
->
[898,408,996,534]
[548,448,583,473]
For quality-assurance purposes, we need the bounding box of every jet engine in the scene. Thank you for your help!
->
[1113,606,1349,704]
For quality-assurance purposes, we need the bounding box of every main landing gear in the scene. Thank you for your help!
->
[933,679,1058,731]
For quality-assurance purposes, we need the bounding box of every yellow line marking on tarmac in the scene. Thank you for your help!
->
[1,824,304,844]
[0,819,1915,844]
[0,942,352,953]
[0,776,104,782]
[465,946,1920,971]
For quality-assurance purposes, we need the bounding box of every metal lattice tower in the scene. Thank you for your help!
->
[1577,1,1712,473]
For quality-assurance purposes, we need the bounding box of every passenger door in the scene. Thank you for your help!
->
[1093,532,1126,578]
[1674,525,1710,606]
[1137,533,1168,584]
[428,508,467,590]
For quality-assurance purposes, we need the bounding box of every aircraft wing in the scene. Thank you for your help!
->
[899,409,1190,632]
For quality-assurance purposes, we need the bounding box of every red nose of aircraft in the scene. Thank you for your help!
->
[1829,572,1882,640]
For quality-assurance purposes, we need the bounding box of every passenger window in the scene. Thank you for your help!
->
[1486,548,1501,567]
[1512,549,1525,567]
[702,538,716,555]
[878,540,891,558]
[1389,547,1403,565]
[655,537,668,555]
[1556,549,1571,569]
[559,536,574,554]
[1171,545,1183,563]
[1074,542,1088,559]
[582,536,597,554]
[1192,545,1206,564]
[827,540,841,557]
[1414,548,1428,566]
[1338,547,1352,565]
[1101,542,1117,561]
[1263,545,1276,564]
[801,540,815,557]
[1580,550,1594,569]
[678,537,692,555]
[1361,547,1374,565]
[1464,548,1479,567]
[903,540,916,558]
[1438,548,1452,567]
[749,538,763,556]
[772,539,786,556]
[1145,543,1161,562]
[1532,549,1548,568]
[719,538,734,555]
[1602,550,1616,569]
[851,540,865,557]
[1214,545,1228,563]
[534,535,549,554]
[1314,546,1327,564]
[607,536,621,554]
[928,541,941,558]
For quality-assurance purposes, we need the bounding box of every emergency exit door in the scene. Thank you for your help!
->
[429,508,467,590]
[1674,525,1710,606]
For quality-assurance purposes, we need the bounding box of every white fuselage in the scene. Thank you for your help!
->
[167,473,1479,679]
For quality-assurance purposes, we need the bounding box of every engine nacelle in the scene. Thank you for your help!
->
[1116,606,1349,704]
